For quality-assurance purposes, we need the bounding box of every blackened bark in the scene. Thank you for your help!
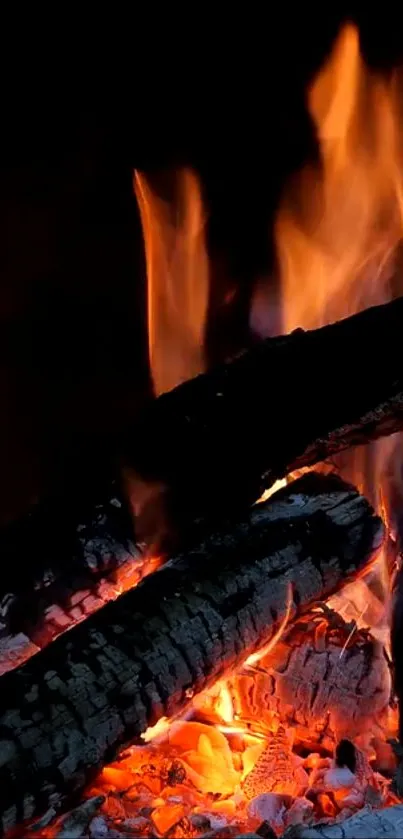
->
[0,473,383,834]
[0,477,143,674]
[122,297,403,539]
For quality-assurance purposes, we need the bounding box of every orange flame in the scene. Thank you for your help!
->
[274,23,403,333]
[251,23,403,554]
[245,581,293,667]
[134,168,209,396]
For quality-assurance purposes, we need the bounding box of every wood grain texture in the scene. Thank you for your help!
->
[0,473,383,834]
[123,297,403,539]
[230,610,391,752]
[0,477,144,674]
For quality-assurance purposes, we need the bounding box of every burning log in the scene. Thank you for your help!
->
[2,298,401,653]
[229,606,391,752]
[0,473,382,834]
[123,296,403,538]
[0,478,148,674]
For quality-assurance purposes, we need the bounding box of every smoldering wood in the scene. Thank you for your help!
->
[28,796,106,839]
[229,608,391,752]
[0,473,383,834]
[391,565,403,744]
[241,725,306,800]
[289,804,403,838]
[0,477,145,675]
[2,298,401,654]
[122,296,403,541]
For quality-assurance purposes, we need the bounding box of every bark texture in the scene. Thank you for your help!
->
[0,473,383,834]
[0,477,144,674]
[122,297,403,539]
[229,608,391,752]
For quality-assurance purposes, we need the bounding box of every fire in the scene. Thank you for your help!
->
[274,22,403,333]
[244,581,293,667]
[134,169,209,397]
[32,24,403,839]
[89,23,400,837]
[252,22,403,611]
[251,23,403,517]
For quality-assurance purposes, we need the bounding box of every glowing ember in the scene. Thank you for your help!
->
[244,582,293,667]
[36,601,395,838]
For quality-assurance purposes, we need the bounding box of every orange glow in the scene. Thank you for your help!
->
[257,477,288,504]
[245,582,293,666]
[275,23,403,333]
[251,22,403,617]
[151,803,185,834]
[134,168,209,396]
[251,22,403,520]
[213,682,235,724]
[141,716,171,743]
[69,598,395,836]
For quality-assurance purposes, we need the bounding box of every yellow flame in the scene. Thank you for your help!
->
[214,682,235,724]
[257,478,287,504]
[134,168,209,396]
[275,24,403,334]
[245,582,293,667]
[251,22,403,540]
[141,716,171,743]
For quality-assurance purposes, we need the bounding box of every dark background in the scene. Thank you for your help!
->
[1,10,402,526]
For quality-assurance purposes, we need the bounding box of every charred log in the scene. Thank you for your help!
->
[391,565,403,743]
[2,297,402,637]
[122,297,403,541]
[0,477,145,674]
[0,473,382,834]
[228,607,391,753]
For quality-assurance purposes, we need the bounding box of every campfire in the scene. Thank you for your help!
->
[3,21,403,839]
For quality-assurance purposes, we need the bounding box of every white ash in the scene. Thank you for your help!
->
[0,632,40,676]
[323,765,356,790]
[206,812,230,831]
[289,803,403,838]
[51,796,105,838]
[190,812,212,830]
[285,797,314,828]
[27,806,57,831]
[88,815,110,837]
[248,793,288,830]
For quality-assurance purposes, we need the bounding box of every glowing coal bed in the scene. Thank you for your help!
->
[22,580,401,839]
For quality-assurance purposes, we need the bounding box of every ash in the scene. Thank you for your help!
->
[23,604,401,839]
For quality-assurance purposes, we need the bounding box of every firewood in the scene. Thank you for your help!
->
[391,567,403,743]
[0,473,382,834]
[229,607,391,752]
[122,296,403,541]
[0,477,146,675]
[2,297,401,654]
